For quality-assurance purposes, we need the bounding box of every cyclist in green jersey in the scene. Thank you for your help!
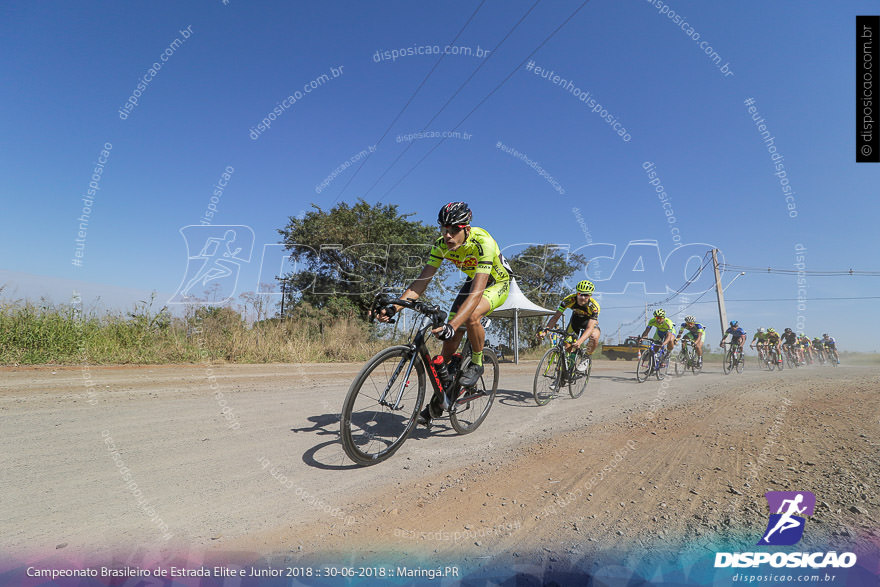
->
[375,202,510,423]
[751,328,769,352]
[676,315,706,366]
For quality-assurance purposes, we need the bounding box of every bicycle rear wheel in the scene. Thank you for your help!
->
[636,350,653,383]
[340,346,425,466]
[765,349,776,371]
[691,349,702,375]
[674,349,687,377]
[533,347,562,405]
[735,351,745,374]
[569,349,591,399]
[450,349,498,434]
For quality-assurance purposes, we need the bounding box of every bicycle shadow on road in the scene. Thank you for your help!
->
[293,412,364,470]
[291,413,340,436]
[296,409,463,470]
[589,373,639,383]
[494,386,545,407]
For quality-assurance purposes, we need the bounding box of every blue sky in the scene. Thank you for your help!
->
[1,1,878,349]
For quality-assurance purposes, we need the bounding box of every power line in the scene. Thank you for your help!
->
[380,0,594,200]
[361,0,542,199]
[332,0,488,203]
[600,295,880,310]
[720,264,880,277]
[646,251,712,309]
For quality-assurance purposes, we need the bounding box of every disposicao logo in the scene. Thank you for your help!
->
[758,490,815,546]
[714,491,857,569]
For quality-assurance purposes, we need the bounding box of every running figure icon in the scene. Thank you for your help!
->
[169,225,254,304]
[758,491,816,546]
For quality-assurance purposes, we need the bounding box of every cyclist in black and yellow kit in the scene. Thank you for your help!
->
[538,279,601,374]
[780,328,803,364]
[765,328,782,365]
[375,202,510,424]
[798,333,813,363]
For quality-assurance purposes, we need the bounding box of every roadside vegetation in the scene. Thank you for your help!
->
[5,200,867,366]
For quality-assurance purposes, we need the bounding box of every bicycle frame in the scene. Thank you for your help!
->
[642,340,665,369]
[378,300,491,413]
[377,315,439,410]
[680,338,696,363]
[541,328,574,381]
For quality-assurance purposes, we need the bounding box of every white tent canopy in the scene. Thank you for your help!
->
[490,278,556,363]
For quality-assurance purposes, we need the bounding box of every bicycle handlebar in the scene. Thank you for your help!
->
[371,294,446,327]
[539,328,568,336]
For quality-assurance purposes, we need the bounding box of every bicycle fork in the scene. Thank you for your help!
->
[380,350,419,411]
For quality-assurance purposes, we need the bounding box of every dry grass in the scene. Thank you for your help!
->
[0,298,392,365]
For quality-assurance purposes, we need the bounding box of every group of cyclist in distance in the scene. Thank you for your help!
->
[373,202,840,425]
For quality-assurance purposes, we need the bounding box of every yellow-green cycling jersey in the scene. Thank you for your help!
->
[647,316,676,340]
[752,332,769,342]
[427,226,510,284]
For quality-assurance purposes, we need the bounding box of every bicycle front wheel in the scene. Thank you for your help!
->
[533,347,562,405]
[636,350,653,383]
[569,350,591,399]
[722,349,732,375]
[656,355,669,380]
[450,348,498,434]
[340,346,425,466]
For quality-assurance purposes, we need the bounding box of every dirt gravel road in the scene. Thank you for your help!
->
[2,359,878,574]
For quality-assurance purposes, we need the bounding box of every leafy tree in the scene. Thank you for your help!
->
[277,200,447,318]
[509,244,588,307]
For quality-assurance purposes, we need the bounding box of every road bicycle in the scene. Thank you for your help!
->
[803,347,813,366]
[766,345,783,371]
[533,328,591,405]
[824,345,840,366]
[340,296,498,466]
[753,344,767,366]
[720,341,745,375]
[673,337,702,376]
[782,344,799,369]
[636,338,670,382]
[815,346,826,365]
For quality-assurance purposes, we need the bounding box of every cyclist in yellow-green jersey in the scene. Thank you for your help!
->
[375,202,510,425]
[640,308,677,363]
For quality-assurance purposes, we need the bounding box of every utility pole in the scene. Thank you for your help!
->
[712,249,727,335]
[279,279,286,319]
